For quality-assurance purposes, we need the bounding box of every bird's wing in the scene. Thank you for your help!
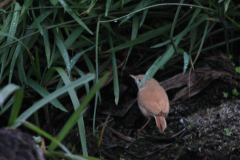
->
[138,86,169,116]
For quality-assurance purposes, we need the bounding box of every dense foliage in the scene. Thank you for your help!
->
[0,0,239,159]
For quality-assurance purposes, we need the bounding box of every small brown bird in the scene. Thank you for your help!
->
[130,74,170,132]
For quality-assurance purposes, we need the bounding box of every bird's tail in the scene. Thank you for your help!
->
[154,115,167,132]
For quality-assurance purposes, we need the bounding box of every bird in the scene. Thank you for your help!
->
[130,74,170,132]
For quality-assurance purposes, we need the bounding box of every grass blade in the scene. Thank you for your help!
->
[0,83,19,106]
[139,9,148,28]
[105,0,112,17]
[70,46,95,71]
[8,88,23,126]
[31,7,43,35]
[54,32,71,75]
[13,73,95,128]
[58,0,93,35]
[105,24,171,53]
[27,78,68,112]
[43,27,51,68]
[192,20,210,65]
[1,3,21,79]
[22,121,71,154]
[0,84,23,126]
[48,72,110,152]
[0,96,14,115]
[9,43,22,83]
[183,51,189,74]
[54,67,88,156]
[108,32,119,105]
[73,67,90,94]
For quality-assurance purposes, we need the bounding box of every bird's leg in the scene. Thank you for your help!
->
[137,118,151,132]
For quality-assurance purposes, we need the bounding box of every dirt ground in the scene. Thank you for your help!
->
[58,71,240,160]
[3,55,239,160]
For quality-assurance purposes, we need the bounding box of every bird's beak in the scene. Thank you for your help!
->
[130,75,136,79]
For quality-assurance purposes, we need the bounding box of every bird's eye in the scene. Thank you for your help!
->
[138,79,141,82]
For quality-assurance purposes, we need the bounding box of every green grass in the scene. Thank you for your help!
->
[0,0,239,159]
